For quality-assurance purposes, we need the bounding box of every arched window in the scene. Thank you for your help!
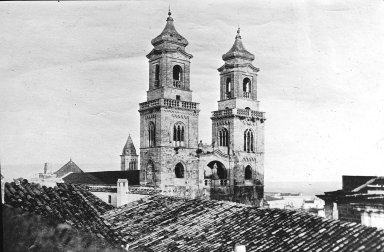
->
[244,129,254,152]
[175,163,184,178]
[245,165,252,180]
[173,65,183,88]
[148,122,155,147]
[154,64,160,87]
[243,78,251,98]
[173,122,185,147]
[218,128,229,147]
[206,161,227,180]
[225,78,231,99]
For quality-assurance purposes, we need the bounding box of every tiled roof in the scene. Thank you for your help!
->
[54,159,84,178]
[318,192,384,204]
[342,175,377,192]
[102,196,384,252]
[2,205,125,252]
[63,170,140,186]
[352,177,384,193]
[318,176,384,204]
[4,181,123,246]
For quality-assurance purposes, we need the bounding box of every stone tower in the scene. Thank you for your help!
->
[120,135,139,170]
[139,10,200,187]
[210,28,265,198]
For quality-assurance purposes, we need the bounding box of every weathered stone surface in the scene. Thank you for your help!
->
[138,14,265,206]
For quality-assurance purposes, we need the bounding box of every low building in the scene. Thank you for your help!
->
[62,170,158,207]
[30,163,63,187]
[317,175,384,229]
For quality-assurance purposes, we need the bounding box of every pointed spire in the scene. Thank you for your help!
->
[167,5,173,21]
[122,134,137,156]
[236,26,241,39]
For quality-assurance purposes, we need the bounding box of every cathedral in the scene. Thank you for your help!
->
[120,10,266,206]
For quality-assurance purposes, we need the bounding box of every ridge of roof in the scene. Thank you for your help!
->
[54,159,84,178]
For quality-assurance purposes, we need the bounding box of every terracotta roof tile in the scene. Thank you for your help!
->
[4,181,122,246]
[102,196,384,252]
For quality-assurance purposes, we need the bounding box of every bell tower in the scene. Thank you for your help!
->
[211,28,265,191]
[139,10,200,187]
[120,134,138,171]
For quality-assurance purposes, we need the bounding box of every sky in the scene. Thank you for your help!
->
[1,0,384,183]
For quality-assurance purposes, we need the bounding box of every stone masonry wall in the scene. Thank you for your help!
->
[338,203,361,224]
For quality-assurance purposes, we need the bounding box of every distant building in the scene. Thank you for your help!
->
[318,175,384,229]
[54,158,84,178]
[62,170,157,207]
[264,192,325,217]
[120,134,139,171]
[30,163,63,187]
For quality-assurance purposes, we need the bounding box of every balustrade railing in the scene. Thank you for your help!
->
[243,92,251,98]
[173,80,183,88]
[237,108,250,116]
[173,141,185,147]
[212,108,265,119]
[204,179,228,186]
[140,98,198,110]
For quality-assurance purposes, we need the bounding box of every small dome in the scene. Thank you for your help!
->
[151,11,188,47]
[222,28,255,61]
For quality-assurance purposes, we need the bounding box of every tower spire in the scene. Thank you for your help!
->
[236,26,241,39]
[167,5,173,21]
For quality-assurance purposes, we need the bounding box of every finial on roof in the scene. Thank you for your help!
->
[167,5,173,21]
[236,26,241,39]
[70,157,72,162]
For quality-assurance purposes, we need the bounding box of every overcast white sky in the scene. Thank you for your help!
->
[1,0,383,182]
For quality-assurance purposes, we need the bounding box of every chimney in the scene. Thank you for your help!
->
[234,244,246,252]
[117,178,129,207]
[44,163,48,174]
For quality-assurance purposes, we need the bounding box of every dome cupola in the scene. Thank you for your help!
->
[222,28,255,61]
[151,9,189,47]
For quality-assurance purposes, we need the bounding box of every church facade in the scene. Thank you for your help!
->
[129,11,265,206]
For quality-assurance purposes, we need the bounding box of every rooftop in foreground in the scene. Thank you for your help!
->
[104,195,384,251]
[3,181,384,251]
